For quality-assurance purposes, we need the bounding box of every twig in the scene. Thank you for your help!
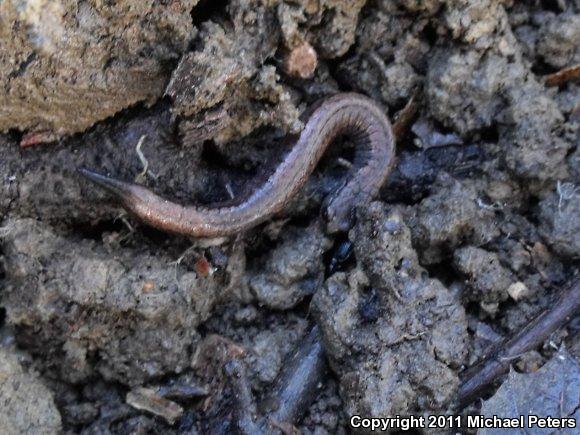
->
[336,157,353,169]
[20,130,57,147]
[392,91,420,140]
[135,135,158,181]
[366,51,419,140]
[545,64,580,87]
[458,278,580,407]
[126,387,183,425]
[260,325,327,427]
[221,326,327,434]
[225,182,235,200]
[224,359,264,435]
[367,51,389,80]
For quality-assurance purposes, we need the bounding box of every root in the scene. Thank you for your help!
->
[135,135,158,182]
[556,181,579,215]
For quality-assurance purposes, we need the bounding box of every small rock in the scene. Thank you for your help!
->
[411,118,463,149]
[234,305,259,325]
[507,282,530,301]
[282,41,318,79]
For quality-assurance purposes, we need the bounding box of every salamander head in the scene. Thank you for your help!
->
[78,168,135,202]
[77,167,160,214]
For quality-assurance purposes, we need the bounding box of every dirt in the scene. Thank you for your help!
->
[0,0,198,137]
[0,346,62,434]
[313,203,468,419]
[0,0,578,433]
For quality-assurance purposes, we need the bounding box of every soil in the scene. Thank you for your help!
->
[0,0,578,434]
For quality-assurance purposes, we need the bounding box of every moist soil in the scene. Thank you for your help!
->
[0,0,578,434]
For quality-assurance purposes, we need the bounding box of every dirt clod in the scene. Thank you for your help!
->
[249,221,331,310]
[454,246,517,311]
[0,347,62,434]
[0,0,197,136]
[538,185,580,259]
[2,218,221,385]
[313,203,468,421]
[407,174,499,265]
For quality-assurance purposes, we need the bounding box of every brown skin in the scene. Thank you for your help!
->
[79,93,396,237]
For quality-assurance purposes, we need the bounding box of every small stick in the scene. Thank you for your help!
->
[260,325,327,427]
[135,135,158,181]
[20,130,57,148]
[458,278,580,407]
[392,91,420,140]
[222,326,327,433]
[224,359,264,435]
[367,51,390,81]
[545,64,580,87]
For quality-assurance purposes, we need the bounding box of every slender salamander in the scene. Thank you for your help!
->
[79,93,396,237]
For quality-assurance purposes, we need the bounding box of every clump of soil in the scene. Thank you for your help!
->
[313,203,468,419]
[0,0,578,433]
[1,0,197,136]
[0,347,62,433]
[2,218,222,385]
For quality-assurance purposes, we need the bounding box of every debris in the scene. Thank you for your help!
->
[459,279,580,406]
[411,118,463,149]
[142,281,155,293]
[126,387,184,425]
[194,256,214,278]
[392,91,420,139]
[506,282,530,301]
[556,181,579,215]
[545,64,580,87]
[20,130,57,147]
[192,334,247,412]
[157,382,208,402]
[135,135,157,182]
[480,350,579,434]
[259,326,326,427]
[219,326,326,434]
